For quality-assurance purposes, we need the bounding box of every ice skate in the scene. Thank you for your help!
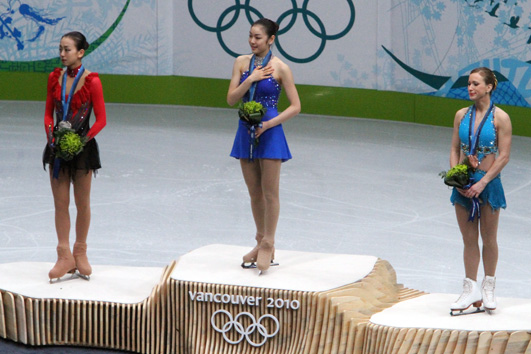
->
[73,242,92,281]
[256,240,276,275]
[241,234,280,270]
[49,246,77,284]
[481,276,496,313]
[241,234,264,269]
[450,278,484,316]
[242,259,280,270]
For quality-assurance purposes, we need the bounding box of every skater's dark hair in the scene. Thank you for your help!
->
[62,31,90,51]
[470,67,497,94]
[252,18,279,39]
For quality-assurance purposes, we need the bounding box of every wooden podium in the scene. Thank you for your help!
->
[164,245,417,354]
[365,293,531,353]
[0,244,529,353]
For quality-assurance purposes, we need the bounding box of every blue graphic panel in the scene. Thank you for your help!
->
[0,0,157,74]
[383,0,531,107]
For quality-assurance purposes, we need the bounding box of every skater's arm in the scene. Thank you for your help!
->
[450,108,467,168]
[44,72,56,140]
[256,61,300,138]
[86,75,106,140]
[227,55,275,106]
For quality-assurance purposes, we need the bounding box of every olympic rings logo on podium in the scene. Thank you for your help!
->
[188,0,355,63]
[210,309,280,347]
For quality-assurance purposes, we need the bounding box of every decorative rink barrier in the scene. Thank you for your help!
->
[0,244,529,353]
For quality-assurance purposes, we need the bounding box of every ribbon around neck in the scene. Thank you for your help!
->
[61,64,85,122]
[464,102,494,221]
[244,51,271,161]
[468,101,494,157]
[248,50,272,102]
[53,64,85,178]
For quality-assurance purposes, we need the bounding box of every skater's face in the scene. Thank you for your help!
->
[59,37,84,69]
[248,25,274,56]
[468,73,492,101]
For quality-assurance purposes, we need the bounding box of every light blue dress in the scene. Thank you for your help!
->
[450,105,506,211]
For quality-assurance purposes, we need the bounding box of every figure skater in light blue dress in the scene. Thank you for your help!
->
[448,67,512,314]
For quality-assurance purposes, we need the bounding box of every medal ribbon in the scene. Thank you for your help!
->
[465,101,494,221]
[246,51,271,161]
[468,102,494,157]
[61,65,85,121]
[53,65,85,178]
[248,50,272,102]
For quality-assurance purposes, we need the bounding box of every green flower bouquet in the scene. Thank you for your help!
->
[53,121,87,161]
[238,101,266,125]
[439,161,471,188]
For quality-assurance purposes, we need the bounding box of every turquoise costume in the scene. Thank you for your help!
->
[451,105,506,212]
[230,71,291,162]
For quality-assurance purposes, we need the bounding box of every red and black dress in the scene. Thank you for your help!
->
[43,68,106,178]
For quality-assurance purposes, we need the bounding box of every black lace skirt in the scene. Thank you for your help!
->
[42,138,101,180]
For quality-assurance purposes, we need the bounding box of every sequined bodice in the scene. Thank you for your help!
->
[458,105,498,162]
[53,98,93,137]
[240,70,281,108]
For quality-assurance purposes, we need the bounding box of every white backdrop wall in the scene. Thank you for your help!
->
[1,0,531,106]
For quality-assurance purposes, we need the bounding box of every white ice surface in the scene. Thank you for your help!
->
[1,100,530,300]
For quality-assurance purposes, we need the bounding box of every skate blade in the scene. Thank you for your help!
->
[49,270,77,284]
[450,307,485,316]
[241,260,279,269]
[75,270,91,281]
[241,261,257,269]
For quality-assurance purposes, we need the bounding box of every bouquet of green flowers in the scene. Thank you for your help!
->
[439,159,472,188]
[53,121,87,161]
[238,101,266,125]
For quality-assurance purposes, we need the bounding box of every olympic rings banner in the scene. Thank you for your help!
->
[2,0,531,107]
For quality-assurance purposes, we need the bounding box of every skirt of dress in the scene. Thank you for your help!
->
[450,169,506,212]
[230,108,291,162]
[42,138,101,180]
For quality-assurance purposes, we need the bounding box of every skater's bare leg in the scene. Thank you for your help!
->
[73,170,92,244]
[241,159,266,265]
[240,159,281,273]
[50,169,71,248]
[455,204,480,281]
[73,170,93,277]
[258,159,280,239]
[49,169,75,280]
[479,204,500,310]
[451,204,483,311]
[256,159,281,273]
[479,205,500,277]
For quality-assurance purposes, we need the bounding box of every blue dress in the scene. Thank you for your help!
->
[450,105,506,211]
[230,71,292,162]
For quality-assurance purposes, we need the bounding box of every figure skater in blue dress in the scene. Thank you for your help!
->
[227,18,301,275]
[448,67,512,314]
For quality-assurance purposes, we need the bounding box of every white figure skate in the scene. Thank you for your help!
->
[481,276,496,314]
[450,278,484,316]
